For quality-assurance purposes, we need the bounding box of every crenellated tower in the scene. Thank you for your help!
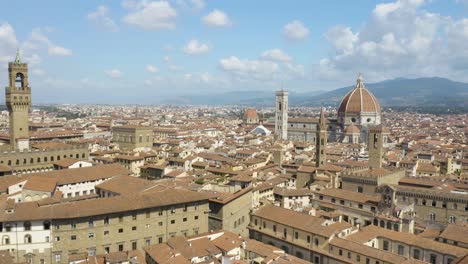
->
[6,49,31,150]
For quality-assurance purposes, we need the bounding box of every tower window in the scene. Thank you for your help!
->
[15,73,25,89]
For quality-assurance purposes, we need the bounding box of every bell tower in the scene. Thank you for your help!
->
[275,90,288,140]
[6,49,31,150]
[316,107,327,167]
[368,126,385,169]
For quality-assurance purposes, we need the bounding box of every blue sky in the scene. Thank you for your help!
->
[0,0,467,104]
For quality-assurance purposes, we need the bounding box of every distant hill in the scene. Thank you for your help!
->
[161,77,468,107]
[161,90,325,106]
[297,77,468,107]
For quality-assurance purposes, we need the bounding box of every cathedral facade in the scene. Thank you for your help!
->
[275,74,382,144]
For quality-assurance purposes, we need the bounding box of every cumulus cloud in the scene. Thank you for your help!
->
[87,5,119,32]
[0,23,18,64]
[123,1,177,30]
[319,0,468,83]
[219,56,279,80]
[183,39,210,55]
[202,9,232,27]
[283,20,310,41]
[260,49,292,62]
[105,69,123,78]
[28,29,72,56]
[48,46,72,56]
[146,64,158,73]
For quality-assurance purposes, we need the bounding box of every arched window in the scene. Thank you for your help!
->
[24,221,31,231]
[373,219,378,226]
[15,73,25,88]
[2,235,10,245]
[357,186,363,193]
[393,223,399,231]
[24,234,32,244]
[379,220,385,228]
[314,238,319,247]
[386,222,392,230]
[429,213,436,222]
[449,216,456,224]
[43,221,51,230]
[30,158,34,164]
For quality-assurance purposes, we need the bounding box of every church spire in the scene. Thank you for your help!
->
[14,48,21,64]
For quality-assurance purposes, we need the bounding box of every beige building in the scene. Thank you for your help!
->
[207,187,252,237]
[0,53,89,174]
[0,184,210,264]
[112,125,153,150]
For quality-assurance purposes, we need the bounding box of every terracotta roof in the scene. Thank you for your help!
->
[315,188,380,204]
[347,225,468,257]
[244,108,258,119]
[23,176,57,192]
[345,124,360,134]
[252,204,341,238]
[439,224,468,244]
[338,76,381,114]
[0,188,210,222]
[0,164,128,193]
[53,157,81,167]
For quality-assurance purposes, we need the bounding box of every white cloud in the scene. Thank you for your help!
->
[183,39,210,55]
[87,5,119,32]
[28,29,72,56]
[169,64,183,71]
[219,56,278,80]
[184,73,192,79]
[123,1,177,30]
[325,26,358,55]
[163,55,171,63]
[283,20,310,41]
[200,72,212,82]
[105,69,123,78]
[0,23,18,64]
[31,68,45,76]
[202,9,232,27]
[319,0,468,84]
[48,45,72,56]
[260,49,292,62]
[146,64,159,73]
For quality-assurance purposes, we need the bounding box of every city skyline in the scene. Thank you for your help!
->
[0,0,467,104]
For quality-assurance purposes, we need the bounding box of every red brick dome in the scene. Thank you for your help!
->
[338,74,381,114]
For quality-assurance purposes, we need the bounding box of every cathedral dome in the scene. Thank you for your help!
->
[244,108,258,119]
[338,74,381,115]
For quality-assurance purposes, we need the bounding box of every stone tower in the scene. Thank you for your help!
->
[368,126,386,169]
[275,90,288,140]
[6,50,31,150]
[316,107,327,167]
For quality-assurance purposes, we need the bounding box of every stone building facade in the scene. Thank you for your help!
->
[0,188,210,264]
[112,125,153,151]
